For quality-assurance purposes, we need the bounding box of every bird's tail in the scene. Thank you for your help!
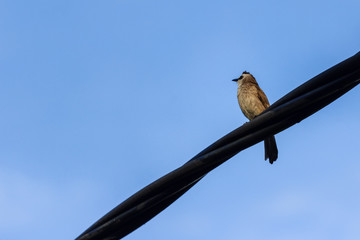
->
[264,135,278,164]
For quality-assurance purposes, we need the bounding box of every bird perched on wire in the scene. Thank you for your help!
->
[232,71,278,164]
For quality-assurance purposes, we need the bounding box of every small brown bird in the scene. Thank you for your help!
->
[232,71,278,164]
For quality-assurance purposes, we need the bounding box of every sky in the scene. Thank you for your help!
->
[0,0,360,239]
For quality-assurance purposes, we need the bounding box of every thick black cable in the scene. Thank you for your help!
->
[76,52,360,240]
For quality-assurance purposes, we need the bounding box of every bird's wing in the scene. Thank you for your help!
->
[256,86,270,108]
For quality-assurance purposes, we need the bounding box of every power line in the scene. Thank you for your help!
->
[76,52,360,240]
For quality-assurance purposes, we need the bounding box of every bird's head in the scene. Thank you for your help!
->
[232,71,252,82]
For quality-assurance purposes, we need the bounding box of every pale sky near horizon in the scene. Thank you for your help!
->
[1,1,360,240]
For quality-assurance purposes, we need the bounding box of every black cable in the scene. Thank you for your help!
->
[76,52,360,240]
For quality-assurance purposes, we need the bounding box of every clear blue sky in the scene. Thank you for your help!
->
[1,1,360,239]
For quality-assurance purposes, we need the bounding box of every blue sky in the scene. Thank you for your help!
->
[1,1,360,239]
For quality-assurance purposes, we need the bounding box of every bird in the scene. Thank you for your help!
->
[232,71,278,164]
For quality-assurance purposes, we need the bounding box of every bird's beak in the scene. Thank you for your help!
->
[232,78,238,82]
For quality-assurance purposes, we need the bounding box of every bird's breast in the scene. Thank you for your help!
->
[236,83,265,120]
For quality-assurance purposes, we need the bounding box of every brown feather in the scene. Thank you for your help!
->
[235,72,278,164]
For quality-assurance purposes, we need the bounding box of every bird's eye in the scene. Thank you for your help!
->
[239,76,243,80]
